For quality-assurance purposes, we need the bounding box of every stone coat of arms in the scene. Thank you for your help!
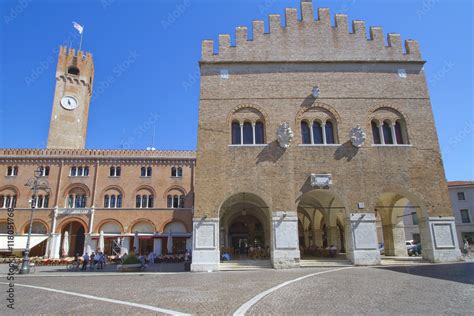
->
[350,125,366,148]
[277,122,294,149]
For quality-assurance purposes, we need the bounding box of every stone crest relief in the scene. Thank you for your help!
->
[350,125,366,148]
[276,122,294,149]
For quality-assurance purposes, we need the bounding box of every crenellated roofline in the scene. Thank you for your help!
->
[201,0,423,64]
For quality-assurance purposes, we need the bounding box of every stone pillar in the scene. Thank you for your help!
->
[48,233,61,259]
[314,229,323,247]
[186,238,192,251]
[383,223,407,256]
[419,217,462,263]
[327,226,339,249]
[346,213,381,265]
[191,217,220,272]
[271,211,300,269]
[121,237,130,255]
[153,238,162,255]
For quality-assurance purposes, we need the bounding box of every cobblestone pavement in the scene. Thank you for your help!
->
[0,262,472,315]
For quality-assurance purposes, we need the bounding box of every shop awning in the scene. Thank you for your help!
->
[0,234,49,252]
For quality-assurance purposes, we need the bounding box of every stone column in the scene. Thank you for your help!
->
[327,226,339,249]
[419,217,462,263]
[345,213,381,265]
[383,223,407,256]
[153,238,162,256]
[271,211,300,269]
[314,229,323,247]
[48,233,61,259]
[191,217,220,272]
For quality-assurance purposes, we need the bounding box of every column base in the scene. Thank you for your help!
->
[346,213,381,266]
[421,217,462,263]
[191,218,220,272]
[272,249,300,269]
[271,211,300,269]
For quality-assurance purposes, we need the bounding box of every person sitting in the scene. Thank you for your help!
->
[222,252,231,261]
[89,252,95,270]
[328,245,337,257]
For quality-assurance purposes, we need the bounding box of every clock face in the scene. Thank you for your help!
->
[60,96,79,110]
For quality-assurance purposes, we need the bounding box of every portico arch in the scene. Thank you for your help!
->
[297,190,348,259]
[375,191,426,257]
[219,192,271,261]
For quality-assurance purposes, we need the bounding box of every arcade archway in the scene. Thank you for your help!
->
[375,192,426,258]
[219,193,270,260]
[60,221,85,257]
[297,190,347,259]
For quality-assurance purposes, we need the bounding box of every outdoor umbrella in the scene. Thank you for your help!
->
[62,231,69,257]
[167,230,173,254]
[133,231,139,254]
[98,230,105,253]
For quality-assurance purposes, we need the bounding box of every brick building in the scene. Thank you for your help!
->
[191,0,461,271]
[0,47,194,259]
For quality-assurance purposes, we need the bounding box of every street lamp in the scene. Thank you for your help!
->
[19,167,50,274]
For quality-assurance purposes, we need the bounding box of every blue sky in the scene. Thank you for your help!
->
[0,0,472,181]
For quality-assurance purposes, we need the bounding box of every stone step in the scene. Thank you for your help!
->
[219,260,273,271]
[300,260,353,267]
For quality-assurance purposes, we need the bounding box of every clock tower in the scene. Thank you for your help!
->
[47,46,94,149]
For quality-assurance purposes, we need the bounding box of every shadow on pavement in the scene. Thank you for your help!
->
[375,262,474,285]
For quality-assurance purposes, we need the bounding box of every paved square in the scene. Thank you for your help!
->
[1,263,472,315]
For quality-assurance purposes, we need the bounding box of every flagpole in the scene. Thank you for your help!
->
[78,26,84,52]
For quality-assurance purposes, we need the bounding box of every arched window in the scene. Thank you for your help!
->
[66,187,88,208]
[104,195,110,208]
[0,193,17,208]
[395,121,405,144]
[382,121,394,144]
[301,121,311,144]
[167,194,185,208]
[135,191,153,208]
[177,167,183,177]
[371,121,381,144]
[242,122,253,144]
[147,167,152,177]
[255,121,265,144]
[68,66,80,76]
[31,194,49,208]
[325,121,335,144]
[171,167,177,177]
[231,122,241,145]
[312,122,323,144]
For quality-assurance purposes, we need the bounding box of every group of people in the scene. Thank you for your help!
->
[80,251,107,270]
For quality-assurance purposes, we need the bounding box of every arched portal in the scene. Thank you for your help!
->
[219,193,270,261]
[375,192,425,257]
[297,190,347,259]
[61,221,85,257]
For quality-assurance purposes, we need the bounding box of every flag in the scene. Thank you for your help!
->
[72,21,83,34]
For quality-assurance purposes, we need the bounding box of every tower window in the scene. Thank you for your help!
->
[68,66,80,76]
[171,167,183,177]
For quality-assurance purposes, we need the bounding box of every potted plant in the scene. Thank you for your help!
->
[117,254,144,272]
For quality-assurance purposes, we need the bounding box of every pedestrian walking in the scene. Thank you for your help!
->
[464,240,471,257]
